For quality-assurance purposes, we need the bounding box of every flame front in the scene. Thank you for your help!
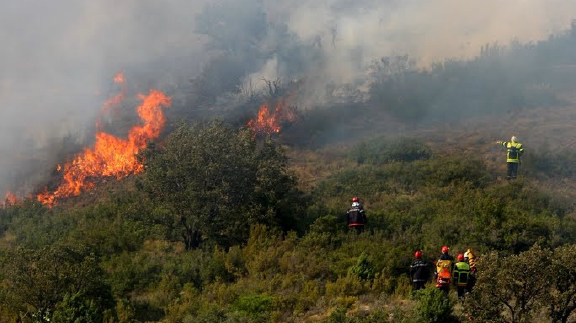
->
[247,99,297,135]
[37,89,171,206]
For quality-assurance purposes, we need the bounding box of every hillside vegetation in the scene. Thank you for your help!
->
[0,120,574,323]
[3,20,576,323]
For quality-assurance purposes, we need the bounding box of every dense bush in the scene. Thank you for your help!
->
[466,244,576,323]
[414,288,458,323]
[0,128,574,322]
[137,120,302,249]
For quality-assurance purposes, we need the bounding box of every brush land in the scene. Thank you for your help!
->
[1,23,576,323]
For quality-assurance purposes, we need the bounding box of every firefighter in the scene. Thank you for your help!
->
[453,253,471,299]
[495,136,524,180]
[464,248,477,291]
[435,246,454,293]
[346,197,367,233]
[410,250,430,290]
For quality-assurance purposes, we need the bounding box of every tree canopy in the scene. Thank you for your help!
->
[137,120,301,249]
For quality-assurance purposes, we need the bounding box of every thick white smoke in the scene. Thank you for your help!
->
[1,0,574,197]
[255,0,576,105]
[0,0,209,196]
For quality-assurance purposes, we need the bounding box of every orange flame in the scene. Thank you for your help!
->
[247,99,297,135]
[113,72,125,84]
[37,90,171,206]
[103,72,127,116]
[3,191,18,207]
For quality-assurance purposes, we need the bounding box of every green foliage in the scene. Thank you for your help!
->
[138,120,302,249]
[232,294,274,319]
[1,244,113,322]
[321,307,392,323]
[348,253,375,281]
[466,244,576,323]
[414,288,457,323]
[52,293,104,323]
[0,116,575,322]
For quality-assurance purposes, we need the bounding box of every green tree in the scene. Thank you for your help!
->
[1,244,113,322]
[138,120,301,249]
[547,244,576,323]
[466,245,551,323]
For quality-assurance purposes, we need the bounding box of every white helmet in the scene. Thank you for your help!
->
[511,136,517,143]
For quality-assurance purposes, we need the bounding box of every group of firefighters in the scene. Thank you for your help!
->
[344,136,523,297]
[410,246,477,298]
[347,197,478,298]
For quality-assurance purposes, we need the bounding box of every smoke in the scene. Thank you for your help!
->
[0,0,209,195]
[1,0,575,196]
[255,0,576,105]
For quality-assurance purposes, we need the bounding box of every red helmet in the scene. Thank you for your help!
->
[352,197,359,202]
[441,246,449,253]
[457,253,465,261]
[414,250,423,259]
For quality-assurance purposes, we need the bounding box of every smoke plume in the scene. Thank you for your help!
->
[1,0,575,197]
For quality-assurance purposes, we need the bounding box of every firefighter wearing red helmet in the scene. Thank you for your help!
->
[346,196,367,233]
[410,250,430,290]
[435,246,455,293]
[453,253,471,299]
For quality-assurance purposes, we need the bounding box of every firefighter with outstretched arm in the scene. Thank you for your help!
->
[495,136,524,180]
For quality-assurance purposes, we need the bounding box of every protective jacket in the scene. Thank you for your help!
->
[465,249,477,271]
[410,259,430,282]
[453,261,471,287]
[437,253,455,275]
[347,206,366,226]
[499,141,524,163]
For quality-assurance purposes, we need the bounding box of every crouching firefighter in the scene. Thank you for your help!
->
[347,197,367,233]
[435,246,454,293]
[410,250,430,290]
[453,253,471,299]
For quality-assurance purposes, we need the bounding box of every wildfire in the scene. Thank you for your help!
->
[247,99,297,135]
[37,89,171,206]
[113,71,125,84]
[103,72,127,116]
[3,191,17,207]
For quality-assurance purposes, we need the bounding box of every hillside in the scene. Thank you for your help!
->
[2,5,576,321]
[0,104,574,322]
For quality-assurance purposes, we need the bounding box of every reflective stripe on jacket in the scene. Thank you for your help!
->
[453,261,471,287]
[500,141,524,163]
[347,208,366,226]
[410,259,431,282]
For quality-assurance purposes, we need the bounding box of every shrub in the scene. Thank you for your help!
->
[232,294,274,317]
[348,253,375,281]
[414,287,457,323]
